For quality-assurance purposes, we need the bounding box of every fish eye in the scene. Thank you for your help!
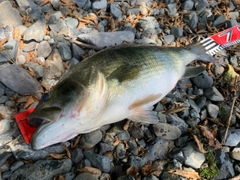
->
[41,93,50,101]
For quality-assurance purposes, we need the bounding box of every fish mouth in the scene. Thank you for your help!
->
[27,107,62,127]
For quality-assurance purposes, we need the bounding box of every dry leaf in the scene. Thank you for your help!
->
[54,175,66,180]
[17,96,30,103]
[197,125,222,149]
[229,174,240,180]
[49,153,66,159]
[191,133,207,153]
[123,120,130,130]
[78,166,101,174]
[0,113,4,120]
[224,64,239,85]
[126,165,139,177]
[64,145,71,159]
[39,0,49,6]
[72,135,81,148]
[168,169,201,179]
[113,136,121,146]
[141,164,154,176]
[24,95,38,109]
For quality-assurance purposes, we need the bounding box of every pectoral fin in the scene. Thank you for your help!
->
[128,106,159,124]
[181,66,205,79]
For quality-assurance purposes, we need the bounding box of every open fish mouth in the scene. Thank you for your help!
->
[27,107,62,127]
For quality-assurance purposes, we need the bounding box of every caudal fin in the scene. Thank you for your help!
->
[187,24,240,62]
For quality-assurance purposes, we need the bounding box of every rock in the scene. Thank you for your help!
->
[0,40,19,62]
[70,58,80,68]
[117,130,130,141]
[0,119,10,135]
[71,148,84,165]
[166,115,188,134]
[207,104,219,118]
[195,96,206,109]
[167,3,177,16]
[110,3,122,19]
[10,161,24,171]
[37,41,52,58]
[50,0,61,9]
[143,138,170,164]
[62,172,76,180]
[230,147,240,161]
[213,15,226,27]
[2,170,12,179]
[29,6,43,21]
[57,43,72,61]
[23,19,46,42]
[143,174,159,180]
[0,83,5,96]
[127,8,140,15]
[71,43,85,60]
[138,17,159,31]
[0,1,22,27]
[92,0,107,10]
[196,0,208,14]
[77,31,135,48]
[10,159,72,180]
[65,17,78,28]
[204,87,224,101]
[212,149,235,180]
[80,129,103,149]
[153,123,181,140]
[182,142,205,169]
[141,28,159,41]
[170,26,183,37]
[48,11,63,24]
[0,64,41,96]
[98,142,115,155]
[23,42,38,52]
[229,12,239,20]
[128,137,138,155]
[163,35,175,44]
[84,150,111,173]
[117,175,135,180]
[74,172,100,180]
[116,143,126,159]
[0,152,12,167]
[128,125,144,139]
[182,0,194,10]
[199,12,210,30]
[23,62,44,79]
[225,19,238,28]
[223,129,240,146]
[188,99,200,113]
[183,11,198,29]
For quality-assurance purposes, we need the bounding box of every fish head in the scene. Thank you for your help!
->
[27,80,89,149]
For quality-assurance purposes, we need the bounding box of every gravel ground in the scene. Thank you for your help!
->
[0,0,240,179]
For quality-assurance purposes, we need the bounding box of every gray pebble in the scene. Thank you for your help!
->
[92,0,107,10]
[70,58,80,68]
[110,3,122,19]
[116,143,126,159]
[129,125,144,139]
[229,12,239,20]
[71,43,85,59]
[2,170,12,179]
[138,17,159,31]
[23,62,44,79]
[84,150,111,173]
[71,148,84,165]
[65,17,78,28]
[188,98,200,113]
[164,35,175,44]
[0,83,5,96]
[230,55,239,67]
[80,129,102,149]
[117,130,130,141]
[166,115,188,134]
[24,19,46,42]
[0,152,12,167]
[182,0,194,10]
[196,0,208,14]
[37,41,52,58]
[10,161,24,171]
[207,104,219,118]
[213,15,226,27]
[170,26,183,37]
[49,19,66,33]
[57,43,72,61]
[72,0,87,7]
[74,173,100,180]
[223,129,240,146]
[82,159,91,167]
[143,175,159,180]
[182,142,205,169]
[0,40,19,62]
[195,96,206,109]
[183,11,198,29]
[98,142,115,155]
[226,19,238,28]
[153,123,181,140]
[83,0,91,10]
[23,42,38,52]
[204,87,224,101]
[5,87,15,97]
[128,137,139,156]
[127,8,140,15]
[10,159,72,180]
[117,175,135,180]
[167,3,177,16]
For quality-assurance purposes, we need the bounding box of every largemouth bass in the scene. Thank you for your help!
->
[28,43,214,150]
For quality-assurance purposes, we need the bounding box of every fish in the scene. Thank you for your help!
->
[27,43,215,150]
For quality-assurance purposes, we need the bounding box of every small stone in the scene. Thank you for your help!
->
[71,148,84,165]
[0,1,22,27]
[50,0,61,9]
[10,159,72,180]
[71,43,85,59]
[80,129,102,149]
[65,17,78,28]
[170,26,183,37]
[213,15,226,27]
[0,83,5,96]
[166,115,188,134]
[225,19,238,28]
[117,130,130,141]
[204,87,224,101]
[153,123,181,140]
[229,12,239,20]
[127,8,140,15]
[2,170,12,179]
[110,3,122,19]
[92,0,107,10]
[0,64,41,96]
[29,6,43,21]
[164,35,175,44]
[10,161,24,171]
[62,172,76,180]
[230,147,240,161]
[4,87,15,97]
[182,0,194,10]
[207,104,219,118]
[117,175,135,180]
[0,119,10,134]
[0,152,12,167]
[196,0,208,14]
[23,19,46,42]
[98,142,115,155]
[23,62,44,79]
[195,96,206,109]
[84,150,111,173]
[70,58,80,68]
[23,42,38,52]
[74,173,100,180]
[223,129,240,146]
[57,43,72,61]
[138,17,159,31]
[129,156,144,170]
[116,143,126,159]
[72,0,87,7]
[0,40,19,62]
[182,142,205,169]
[143,174,159,180]
[183,11,198,29]
[129,125,144,139]
[77,31,135,48]
[82,159,91,167]
[37,41,52,58]
[167,3,177,16]
[128,137,139,156]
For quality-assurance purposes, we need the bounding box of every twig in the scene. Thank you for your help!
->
[221,76,238,145]
[69,38,104,51]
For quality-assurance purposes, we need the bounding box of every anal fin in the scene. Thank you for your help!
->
[181,66,205,79]
[128,106,159,124]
